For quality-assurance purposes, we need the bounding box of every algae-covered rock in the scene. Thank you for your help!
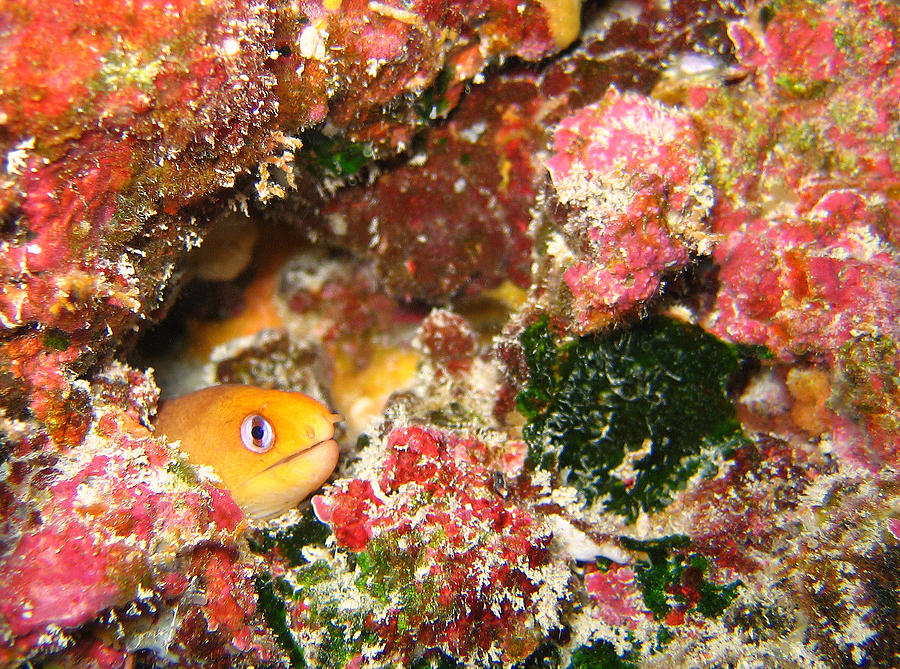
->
[517,316,747,521]
[2,0,899,667]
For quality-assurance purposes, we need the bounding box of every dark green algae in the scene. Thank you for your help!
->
[248,506,331,567]
[249,508,391,669]
[619,536,742,621]
[302,129,374,178]
[517,315,752,522]
[254,559,374,669]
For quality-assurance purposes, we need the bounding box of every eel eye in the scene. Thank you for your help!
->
[240,414,275,453]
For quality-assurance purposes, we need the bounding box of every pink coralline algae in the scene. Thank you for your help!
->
[708,195,898,362]
[310,426,571,666]
[2,0,899,667]
[676,0,900,470]
[543,88,715,333]
[689,0,900,363]
[583,564,649,631]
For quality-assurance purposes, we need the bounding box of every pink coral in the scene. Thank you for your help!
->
[708,194,898,361]
[0,527,129,639]
[678,0,900,472]
[584,564,649,630]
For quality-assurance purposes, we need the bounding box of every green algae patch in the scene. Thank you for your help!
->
[773,73,829,99]
[518,316,747,521]
[354,533,442,617]
[569,641,638,668]
[622,536,741,621]
[311,613,379,669]
[415,66,455,121]
[165,456,200,487]
[248,506,332,567]
[255,572,307,668]
[42,329,71,351]
[303,129,373,178]
[263,560,378,669]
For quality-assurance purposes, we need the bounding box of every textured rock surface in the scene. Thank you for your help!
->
[1,0,898,667]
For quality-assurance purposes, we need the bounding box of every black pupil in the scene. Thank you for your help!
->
[251,423,266,442]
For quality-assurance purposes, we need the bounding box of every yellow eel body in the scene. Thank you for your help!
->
[155,385,341,520]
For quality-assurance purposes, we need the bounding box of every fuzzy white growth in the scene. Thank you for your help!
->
[255,133,303,202]
[5,136,35,175]
[221,37,241,57]
[739,368,791,416]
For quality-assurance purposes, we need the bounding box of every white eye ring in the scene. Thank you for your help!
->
[240,414,275,453]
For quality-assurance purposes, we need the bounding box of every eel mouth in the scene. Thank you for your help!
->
[261,438,338,473]
[238,436,340,520]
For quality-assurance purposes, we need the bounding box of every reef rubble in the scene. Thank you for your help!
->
[1,0,898,667]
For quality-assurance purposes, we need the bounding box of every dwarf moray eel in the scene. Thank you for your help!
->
[155,385,341,520]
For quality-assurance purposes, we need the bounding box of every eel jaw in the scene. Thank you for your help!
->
[234,438,340,520]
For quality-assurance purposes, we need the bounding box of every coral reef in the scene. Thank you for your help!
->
[307,425,572,667]
[1,0,898,667]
